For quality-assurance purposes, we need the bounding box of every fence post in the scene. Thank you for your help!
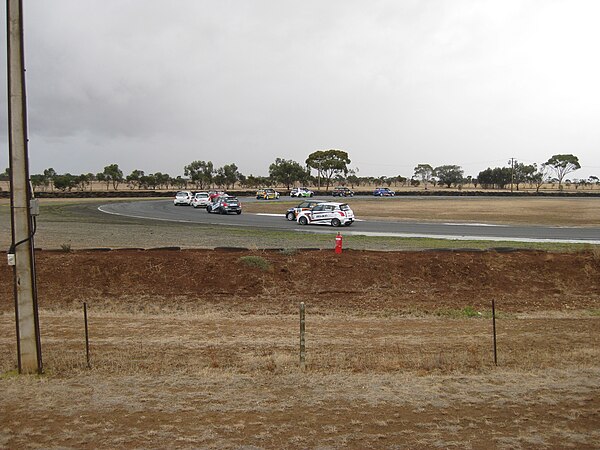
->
[300,302,305,370]
[83,302,91,369]
[492,299,497,366]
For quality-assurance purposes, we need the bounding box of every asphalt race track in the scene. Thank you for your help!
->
[99,198,600,244]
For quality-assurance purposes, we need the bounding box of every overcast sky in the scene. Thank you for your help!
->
[1,0,599,179]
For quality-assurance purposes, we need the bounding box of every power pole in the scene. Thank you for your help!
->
[317,161,321,192]
[7,0,43,374]
[508,158,516,193]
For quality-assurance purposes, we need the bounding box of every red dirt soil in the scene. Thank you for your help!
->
[2,249,599,313]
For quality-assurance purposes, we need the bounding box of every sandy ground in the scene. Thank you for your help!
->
[1,249,599,448]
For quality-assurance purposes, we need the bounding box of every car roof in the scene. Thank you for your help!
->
[316,202,347,206]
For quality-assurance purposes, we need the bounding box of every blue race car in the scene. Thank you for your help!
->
[373,187,395,196]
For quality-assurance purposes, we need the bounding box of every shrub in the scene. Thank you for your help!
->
[239,255,271,271]
[462,306,480,317]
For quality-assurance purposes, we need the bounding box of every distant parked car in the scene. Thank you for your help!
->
[290,187,314,198]
[174,190,193,206]
[256,188,280,200]
[206,195,242,215]
[296,202,354,227]
[285,199,325,221]
[332,186,354,197]
[191,192,210,208]
[373,187,395,196]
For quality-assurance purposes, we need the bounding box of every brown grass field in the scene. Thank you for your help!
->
[243,196,600,226]
[1,198,599,448]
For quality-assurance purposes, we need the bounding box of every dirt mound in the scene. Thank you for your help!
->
[2,249,598,313]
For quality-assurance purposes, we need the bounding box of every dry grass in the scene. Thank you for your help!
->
[1,307,599,448]
[244,197,600,226]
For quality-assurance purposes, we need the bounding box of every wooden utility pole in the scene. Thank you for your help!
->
[7,0,43,374]
[508,158,516,193]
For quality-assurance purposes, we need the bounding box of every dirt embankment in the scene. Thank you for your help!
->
[2,249,598,314]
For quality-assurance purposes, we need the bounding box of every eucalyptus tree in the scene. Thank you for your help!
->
[269,158,308,190]
[44,167,56,190]
[30,174,49,191]
[305,149,351,191]
[184,160,214,189]
[126,169,145,189]
[512,163,536,191]
[413,164,434,189]
[100,164,124,190]
[545,154,581,190]
[53,173,78,191]
[478,167,511,189]
[434,165,464,188]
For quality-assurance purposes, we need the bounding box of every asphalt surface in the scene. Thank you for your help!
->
[98,197,600,244]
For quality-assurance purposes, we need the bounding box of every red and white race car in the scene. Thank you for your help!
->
[296,202,354,227]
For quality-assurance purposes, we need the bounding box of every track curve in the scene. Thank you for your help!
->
[98,199,600,244]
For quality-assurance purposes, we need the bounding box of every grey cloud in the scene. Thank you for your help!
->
[1,0,599,178]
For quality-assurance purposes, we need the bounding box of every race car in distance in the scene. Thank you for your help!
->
[206,195,242,214]
[256,188,280,200]
[290,187,314,198]
[285,199,325,221]
[191,192,210,208]
[373,187,395,196]
[332,186,354,197]
[296,202,354,227]
[208,191,225,202]
[174,190,193,206]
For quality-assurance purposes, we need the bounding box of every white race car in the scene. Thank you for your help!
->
[174,190,193,206]
[296,202,354,227]
[191,192,210,208]
[290,187,314,198]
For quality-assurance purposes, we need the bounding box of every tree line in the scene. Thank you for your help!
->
[404,155,590,191]
[2,151,596,192]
